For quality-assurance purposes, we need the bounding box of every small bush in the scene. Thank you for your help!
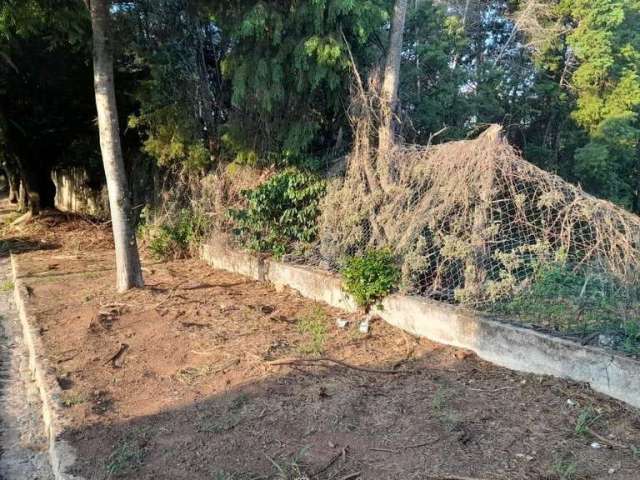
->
[228,168,325,257]
[141,208,209,259]
[341,248,401,310]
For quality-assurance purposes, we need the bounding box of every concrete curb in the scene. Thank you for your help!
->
[11,254,83,480]
[201,241,640,410]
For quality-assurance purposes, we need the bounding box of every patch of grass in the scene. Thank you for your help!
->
[297,307,328,355]
[431,386,462,432]
[551,453,578,480]
[431,386,448,411]
[140,207,209,260]
[574,407,601,436]
[60,392,85,408]
[106,439,145,477]
[267,450,309,480]
[0,280,14,292]
[229,393,250,412]
[494,261,640,354]
[198,415,243,434]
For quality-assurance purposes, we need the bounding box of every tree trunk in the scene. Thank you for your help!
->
[89,0,144,292]
[3,165,19,203]
[17,181,28,212]
[378,0,408,157]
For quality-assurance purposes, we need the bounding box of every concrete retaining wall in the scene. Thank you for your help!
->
[51,168,109,218]
[201,241,640,410]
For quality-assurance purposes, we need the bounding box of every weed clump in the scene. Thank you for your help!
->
[297,307,328,355]
[140,207,209,259]
[341,248,400,311]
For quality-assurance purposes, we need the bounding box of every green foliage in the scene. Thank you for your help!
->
[211,0,388,163]
[341,248,401,310]
[128,108,211,172]
[228,168,325,256]
[552,454,578,480]
[297,307,329,355]
[560,0,640,210]
[141,208,209,259]
[575,407,601,436]
[400,1,469,143]
[495,259,640,354]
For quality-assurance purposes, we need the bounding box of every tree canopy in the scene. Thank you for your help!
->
[1,0,639,212]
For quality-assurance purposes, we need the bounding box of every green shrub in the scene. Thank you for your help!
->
[141,208,209,259]
[341,248,401,311]
[228,168,325,257]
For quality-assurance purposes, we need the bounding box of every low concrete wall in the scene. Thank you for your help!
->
[11,255,83,479]
[51,168,109,218]
[201,241,640,410]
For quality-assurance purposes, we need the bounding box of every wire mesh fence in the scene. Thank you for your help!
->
[202,126,640,355]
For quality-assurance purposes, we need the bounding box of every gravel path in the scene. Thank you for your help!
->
[0,256,53,480]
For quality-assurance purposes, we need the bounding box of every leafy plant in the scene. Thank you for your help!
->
[141,208,209,259]
[575,407,600,436]
[228,168,325,257]
[341,248,401,310]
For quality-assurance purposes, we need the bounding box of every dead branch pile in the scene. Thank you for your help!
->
[318,125,640,306]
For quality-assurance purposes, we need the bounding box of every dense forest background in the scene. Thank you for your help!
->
[1,0,639,212]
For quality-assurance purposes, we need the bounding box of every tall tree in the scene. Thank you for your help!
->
[88,0,144,291]
[378,0,409,156]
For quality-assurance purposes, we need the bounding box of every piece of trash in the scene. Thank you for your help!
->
[359,319,370,334]
[567,399,576,406]
[591,442,602,449]
[608,468,616,474]
[515,453,534,461]
[336,318,349,329]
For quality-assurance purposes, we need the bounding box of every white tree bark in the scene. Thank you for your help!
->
[89,0,144,292]
[378,0,409,156]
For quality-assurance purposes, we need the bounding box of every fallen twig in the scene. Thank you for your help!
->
[427,476,492,480]
[467,386,515,393]
[313,446,348,477]
[370,447,399,454]
[337,472,360,480]
[586,427,631,449]
[267,357,414,375]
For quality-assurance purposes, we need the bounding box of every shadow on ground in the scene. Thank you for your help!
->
[62,351,640,480]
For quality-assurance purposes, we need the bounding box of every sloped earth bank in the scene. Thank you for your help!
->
[3,210,640,480]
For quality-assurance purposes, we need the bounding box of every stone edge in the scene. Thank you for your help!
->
[10,254,83,480]
[201,241,640,410]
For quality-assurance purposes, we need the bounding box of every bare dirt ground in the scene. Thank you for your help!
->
[2,204,639,480]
